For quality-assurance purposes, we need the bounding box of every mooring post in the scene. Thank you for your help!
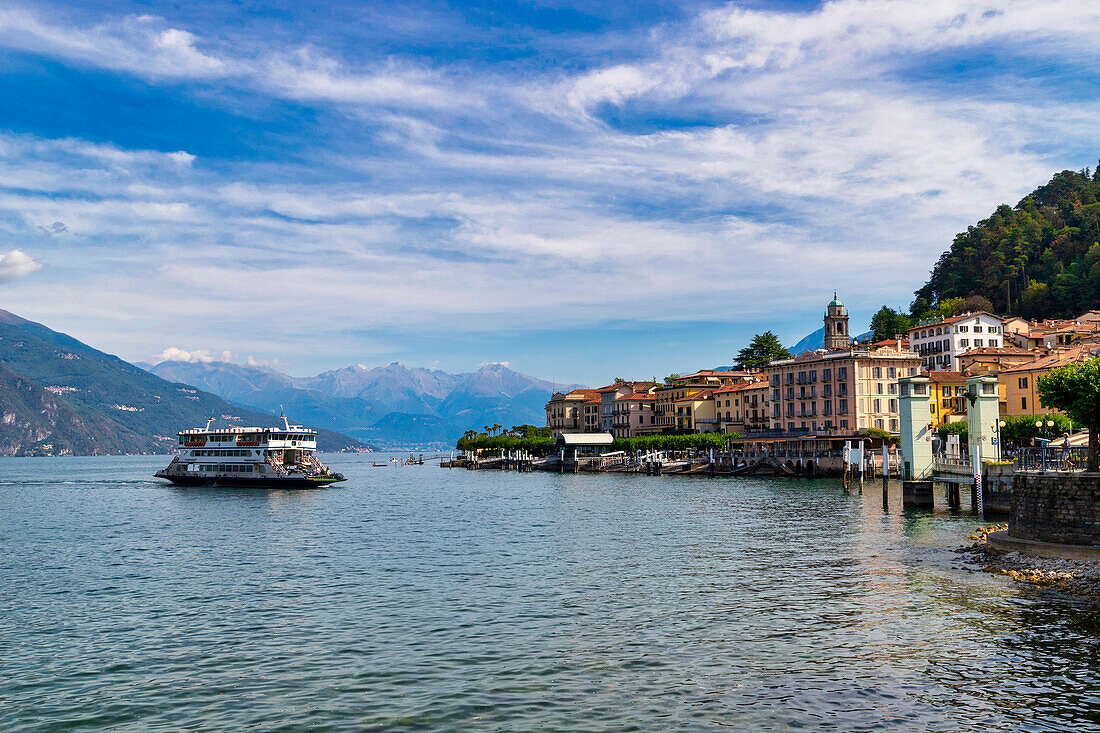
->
[882,442,889,508]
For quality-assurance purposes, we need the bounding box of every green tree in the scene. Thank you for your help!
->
[913,168,1100,319]
[998,414,1074,445]
[868,306,914,342]
[736,331,792,370]
[936,421,970,442]
[664,373,681,384]
[1038,360,1100,470]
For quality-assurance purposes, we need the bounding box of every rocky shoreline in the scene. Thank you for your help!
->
[957,524,1100,602]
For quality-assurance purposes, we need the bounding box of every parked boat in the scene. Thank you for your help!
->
[155,416,346,488]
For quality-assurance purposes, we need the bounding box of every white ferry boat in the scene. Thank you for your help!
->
[155,416,346,488]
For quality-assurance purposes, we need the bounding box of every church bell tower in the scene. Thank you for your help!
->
[824,293,850,350]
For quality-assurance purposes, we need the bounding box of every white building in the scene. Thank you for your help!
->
[907,311,1004,371]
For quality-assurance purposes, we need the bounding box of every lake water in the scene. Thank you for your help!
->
[3,454,1100,731]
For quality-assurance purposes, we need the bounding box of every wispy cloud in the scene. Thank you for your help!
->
[0,9,229,79]
[0,0,1098,380]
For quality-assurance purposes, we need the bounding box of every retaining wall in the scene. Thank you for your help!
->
[1010,471,1100,546]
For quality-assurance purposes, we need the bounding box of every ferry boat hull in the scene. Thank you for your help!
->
[154,471,346,489]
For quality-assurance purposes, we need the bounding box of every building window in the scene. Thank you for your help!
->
[974,339,983,348]
[837,367,847,380]
[1018,377,1028,389]
[876,383,884,395]
[823,368,831,381]
[960,339,969,347]
[890,419,898,432]
[1021,396,1027,409]
[873,399,881,413]
[875,419,885,430]
[840,419,849,429]
[873,367,882,379]
[889,399,897,412]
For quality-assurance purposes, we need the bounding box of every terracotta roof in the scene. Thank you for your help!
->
[597,380,656,392]
[712,379,765,394]
[677,370,754,380]
[908,311,1001,332]
[615,392,655,401]
[1001,346,1097,374]
[925,371,966,383]
[559,388,601,401]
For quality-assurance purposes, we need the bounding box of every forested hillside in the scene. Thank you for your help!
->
[914,167,1100,319]
[0,309,367,456]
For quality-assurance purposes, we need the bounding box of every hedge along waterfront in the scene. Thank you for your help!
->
[455,432,743,454]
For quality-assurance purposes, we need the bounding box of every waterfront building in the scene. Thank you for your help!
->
[545,389,601,436]
[672,389,718,433]
[763,296,922,435]
[766,346,921,434]
[1000,346,1099,418]
[653,370,756,431]
[582,396,601,432]
[907,311,1004,371]
[597,381,658,432]
[714,380,769,435]
[611,392,658,438]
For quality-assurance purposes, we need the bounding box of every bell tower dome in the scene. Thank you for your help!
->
[824,292,850,350]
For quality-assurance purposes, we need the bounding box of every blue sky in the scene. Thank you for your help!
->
[0,0,1098,384]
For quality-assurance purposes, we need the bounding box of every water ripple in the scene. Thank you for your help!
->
[3,454,1100,731]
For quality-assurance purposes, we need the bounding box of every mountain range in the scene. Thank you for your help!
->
[143,360,572,449]
[0,309,368,456]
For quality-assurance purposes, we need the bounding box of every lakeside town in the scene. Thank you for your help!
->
[538,293,1096,460]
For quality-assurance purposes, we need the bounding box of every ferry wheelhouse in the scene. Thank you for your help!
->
[155,416,346,488]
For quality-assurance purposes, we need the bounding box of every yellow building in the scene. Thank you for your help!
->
[672,389,719,433]
[653,370,756,430]
[926,371,967,427]
[714,380,770,434]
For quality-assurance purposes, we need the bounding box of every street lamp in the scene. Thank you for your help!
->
[1035,419,1054,471]
[992,419,1005,460]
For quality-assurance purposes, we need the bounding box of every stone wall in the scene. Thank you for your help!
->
[1010,472,1100,546]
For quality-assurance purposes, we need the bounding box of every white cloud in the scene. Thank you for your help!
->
[153,347,235,363]
[0,249,42,283]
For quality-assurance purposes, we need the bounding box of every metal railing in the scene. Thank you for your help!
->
[1014,446,1091,472]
